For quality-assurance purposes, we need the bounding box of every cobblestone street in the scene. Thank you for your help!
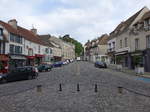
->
[0,62,150,112]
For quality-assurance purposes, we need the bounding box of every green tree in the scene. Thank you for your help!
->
[60,34,83,56]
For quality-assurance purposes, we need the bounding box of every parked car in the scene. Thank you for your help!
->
[37,64,52,72]
[52,61,63,67]
[94,61,107,68]
[0,66,38,83]
[63,61,68,65]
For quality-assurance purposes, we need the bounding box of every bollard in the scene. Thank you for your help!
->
[95,84,98,92]
[118,86,123,94]
[37,85,42,92]
[77,83,80,92]
[59,84,62,91]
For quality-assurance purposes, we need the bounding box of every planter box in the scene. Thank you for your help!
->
[135,67,144,75]
[116,64,123,71]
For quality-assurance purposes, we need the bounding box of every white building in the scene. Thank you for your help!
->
[0,19,52,70]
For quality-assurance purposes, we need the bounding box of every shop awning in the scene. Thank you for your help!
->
[115,51,128,55]
[35,54,44,58]
[10,55,26,60]
[26,56,35,59]
[0,54,9,61]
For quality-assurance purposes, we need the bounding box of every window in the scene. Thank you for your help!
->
[50,48,52,54]
[144,19,150,30]
[10,33,15,42]
[28,49,33,56]
[15,46,22,54]
[0,28,3,36]
[112,42,115,48]
[120,40,122,48]
[38,46,40,53]
[45,48,49,54]
[10,44,14,54]
[109,43,111,48]
[125,38,128,47]
[10,33,22,43]
[10,44,22,54]
[146,35,150,48]
[135,38,139,50]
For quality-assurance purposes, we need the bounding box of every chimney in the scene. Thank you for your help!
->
[31,28,37,35]
[8,19,18,29]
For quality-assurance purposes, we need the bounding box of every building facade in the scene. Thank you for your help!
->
[49,36,75,61]
[84,34,109,63]
[107,6,150,72]
[0,19,52,72]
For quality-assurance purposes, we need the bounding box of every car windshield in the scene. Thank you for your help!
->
[0,1,150,112]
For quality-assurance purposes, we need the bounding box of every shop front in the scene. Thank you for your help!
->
[9,54,27,70]
[130,51,143,69]
[53,56,62,62]
[26,56,35,66]
[0,54,9,73]
[143,49,150,72]
[35,54,44,65]
[115,51,132,69]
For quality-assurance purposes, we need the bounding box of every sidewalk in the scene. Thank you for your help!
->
[108,64,150,79]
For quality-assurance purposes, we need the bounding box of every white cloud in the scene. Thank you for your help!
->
[0,0,150,44]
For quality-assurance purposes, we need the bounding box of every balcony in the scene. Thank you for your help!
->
[107,47,115,53]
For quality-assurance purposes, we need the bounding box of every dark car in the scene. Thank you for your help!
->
[52,61,63,67]
[95,61,107,68]
[37,64,52,72]
[0,66,38,84]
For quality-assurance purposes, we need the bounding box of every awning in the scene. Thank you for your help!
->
[115,51,128,56]
[26,56,35,59]
[35,54,44,58]
[0,54,9,61]
[10,55,26,60]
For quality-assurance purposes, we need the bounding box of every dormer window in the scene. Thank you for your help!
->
[144,18,150,30]
[144,19,150,26]
[0,28,3,36]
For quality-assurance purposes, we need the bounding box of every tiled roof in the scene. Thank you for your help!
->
[109,7,145,40]
[141,11,150,20]
[98,34,108,45]
[0,20,47,46]
[39,35,55,47]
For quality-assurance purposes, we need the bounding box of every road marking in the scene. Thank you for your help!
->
[136,77,150,83]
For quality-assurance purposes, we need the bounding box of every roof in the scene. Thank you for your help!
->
[109,7,146,39]
[0,20,48,46]
[39,35,54,47]
[141,11,150,20]
[98,34,109,45]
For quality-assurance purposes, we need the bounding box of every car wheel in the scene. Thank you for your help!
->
[28,75,33,80]
[1,78,7,84]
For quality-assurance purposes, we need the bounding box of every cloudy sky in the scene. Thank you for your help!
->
[0,0,150,44]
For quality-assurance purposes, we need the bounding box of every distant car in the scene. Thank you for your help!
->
[37,64,52,72]
[52,61,63,67]
[70,59,74,62]
[94,61,107,68]
[63,61,68,65]
[76,57,81,61]
[0,66,38,83]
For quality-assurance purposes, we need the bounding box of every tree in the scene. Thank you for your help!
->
[60,34,83,56]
